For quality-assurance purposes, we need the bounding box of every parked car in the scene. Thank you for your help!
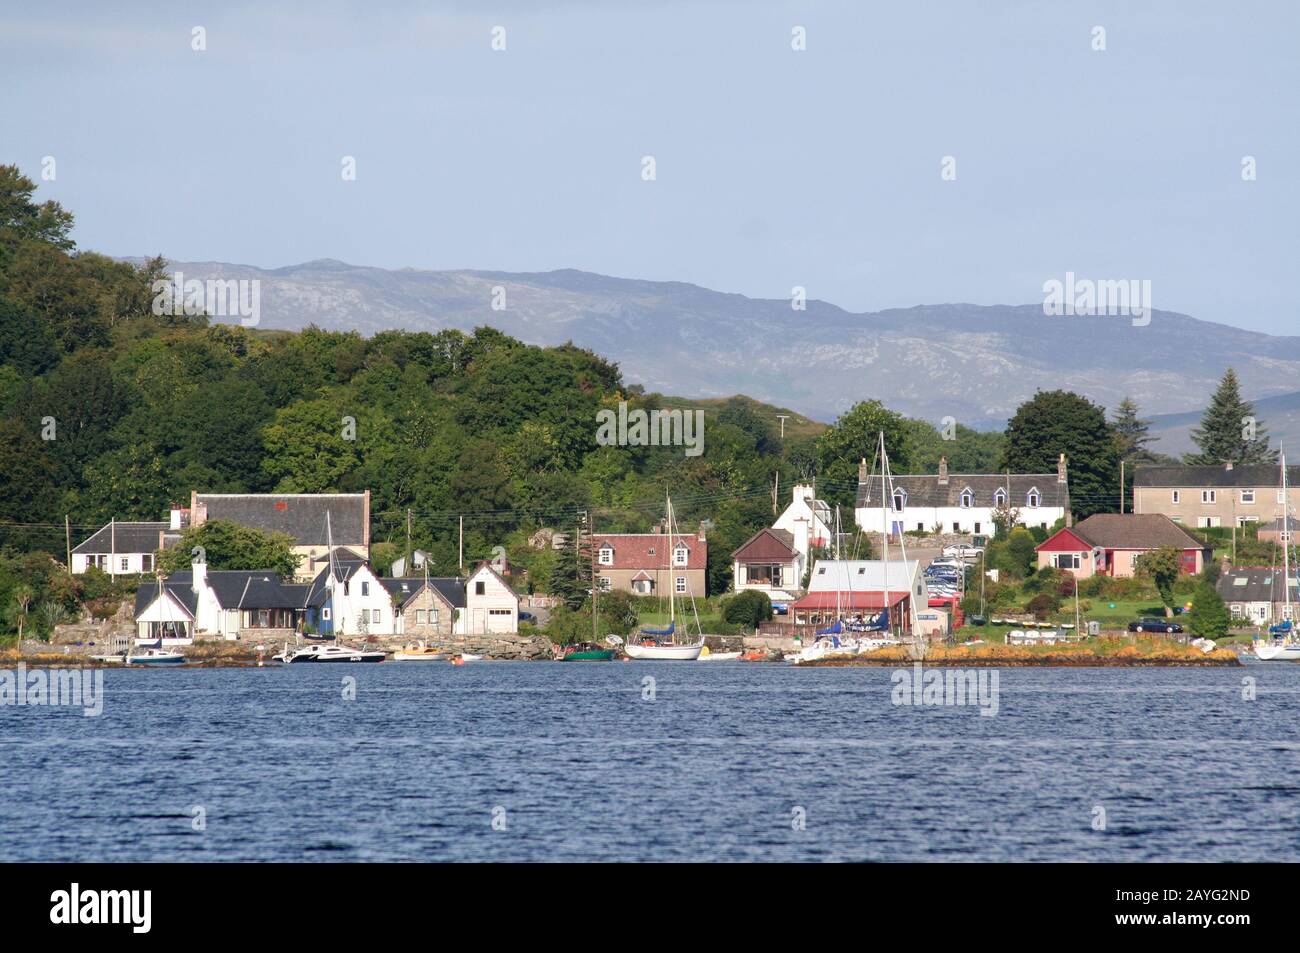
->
[519,610,537,624]
[1128,618,1183,634]
[943,544,984,560]
[929,557,963,569]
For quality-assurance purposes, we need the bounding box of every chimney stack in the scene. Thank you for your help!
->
[1057,453,1068,484]
[858,457,867,484]
[937,456,949,485]
[1224,460,1234,471]
[191,558,207,594]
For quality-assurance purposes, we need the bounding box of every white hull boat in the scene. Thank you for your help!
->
[699,651,741,661]
[1253,639,1300,661]
[125,649,185,665]
[276,643,386,664]
[624,641,704,660]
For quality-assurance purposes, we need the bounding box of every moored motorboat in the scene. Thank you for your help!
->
[392,641,449,661]
[276,643,386,663]
[699,650,741,661]
[125,648,186,665]
[559,642,615,661]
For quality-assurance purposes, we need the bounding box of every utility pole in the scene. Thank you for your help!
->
[405,508,412,568]
[65,515,71,574]
[1120,461,1125,514]
[776,414,790,439]
[458,515,463,573]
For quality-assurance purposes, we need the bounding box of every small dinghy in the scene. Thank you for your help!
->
[392,641,449,661]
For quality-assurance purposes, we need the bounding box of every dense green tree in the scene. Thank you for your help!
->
[1135,546,1182,617]
[1111,397,1155,461]
[1186,368,1276,466]
[721,589,773,627]
[547,538,587,611]
[0,164,75,250]
[815,400,911,509]
[156,520,299,576]
[904,418,1003,474]
[1000,390,1120,519]
[1187,581,1231,639]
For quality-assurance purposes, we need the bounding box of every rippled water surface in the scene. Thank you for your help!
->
[3,661,1298,861]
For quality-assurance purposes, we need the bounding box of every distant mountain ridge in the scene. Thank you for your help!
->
[132,258,1300,449]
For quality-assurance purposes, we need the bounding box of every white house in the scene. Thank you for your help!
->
[855,455,1070,537]
[73,520,180,576]
[772,484,837,583]
[134,562,303,644]
[303,556,396,637]
[459,562,520,634]
[731,527,802,603]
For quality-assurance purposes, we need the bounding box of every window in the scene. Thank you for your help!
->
[952,522,960,533]
[673,546,689,566]
[598,576,611,591]
[1201,490,1217,503]
[598,547,613,565]
[373,609,381,624]
[1054,553,1081,570]
[1171,517,1182,524]
[489,609,511,616]
[1241,490,1255,504]
[1171,490,1180,504]
[1238,516,1257,527]
[675,576,687,593]
[816,567,826,575]
[361,581,369,596]
[916,523,924,532]
[959,489,974,508]
[993,489,1007,507]
[120,557,129,571]
[322,607,331,621]
[416,609,426,624]
[1026,489,1040,507]
[892,490,906,511]
[973,523,982,534]
[475,581,485,595]
[1198,516,1221,528]
[142,554,153,572]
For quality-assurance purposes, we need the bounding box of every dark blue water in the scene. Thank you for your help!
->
[3,661,1298,861]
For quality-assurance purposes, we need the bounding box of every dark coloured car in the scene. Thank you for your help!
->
[519,611,537,624]
[1128,618,1183,634]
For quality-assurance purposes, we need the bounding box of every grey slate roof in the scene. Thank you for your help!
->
[160,569,301,609]
[195,493,367,546]
[1133,465,1300,488]
[856,473,1064,509]
[1217,567,1300,604]
[134,581,198,618]
[74,521,170,555]
[382,577,466,610]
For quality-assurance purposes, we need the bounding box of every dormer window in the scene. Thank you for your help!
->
[673,546,689,566]
[598,546,613,566]
[1026,488,1041,507]
[993,488,1007,507]
[892,489,906,512]
[960,488,974,508]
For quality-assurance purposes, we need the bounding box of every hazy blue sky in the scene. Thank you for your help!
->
[3,1,1297,333]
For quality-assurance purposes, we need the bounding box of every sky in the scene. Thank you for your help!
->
[2,0,1298,334]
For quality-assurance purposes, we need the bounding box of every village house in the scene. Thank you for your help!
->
[1035,513,1212,579]
[1257,516,1299,546]
[1215,566,1299,627]
[306,558,520,638]
[855,455,1069,537]
[185,490,371,580]
[1132,462,1300,528]
[133,561,304,644]
[592,530,708,598]
[790,559,942,638]
[731,527,801,603]
[771,484,836,580]
[71,520,180,576]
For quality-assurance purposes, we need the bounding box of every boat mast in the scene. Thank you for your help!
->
[1283,453,1292,624]
[880,431,891,638]
[666,491,675,625]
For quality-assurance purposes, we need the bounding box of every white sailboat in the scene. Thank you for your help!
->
[623,494,705,660]
[1254,453,1299,661]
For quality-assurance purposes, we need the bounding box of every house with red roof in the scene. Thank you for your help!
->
[1035,513,1212,579]
[593,531,708,597]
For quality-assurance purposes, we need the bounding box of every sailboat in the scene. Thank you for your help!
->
[126,573,187,664]
[1254,453,1299,661]
[623,495,705,660]
[278,512,386,664]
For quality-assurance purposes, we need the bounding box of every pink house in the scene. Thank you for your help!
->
[1035,514,1211,579]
